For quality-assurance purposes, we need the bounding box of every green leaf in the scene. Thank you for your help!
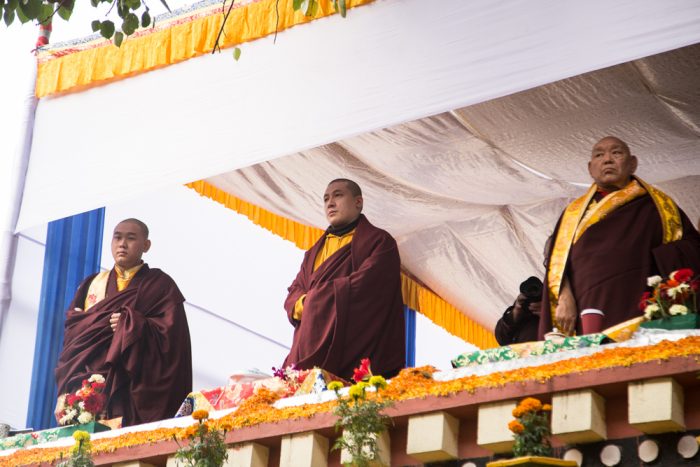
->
[140,10,150,27]
[126,0,140,10]
[38,2,52,22]
[3,7,14,26]
[339,0,346,17]
[114,31,124,47]
[232,47,241,61]
[17,0,39,20]
[122,12,138,35]
[7,0,18,10]
[100,19,115,39]
[91,19,100,32]
[305,0,318,17]
[15,4,28,23]
[57,0,73,20]
[292,0,303,11]
[90,0,99,7]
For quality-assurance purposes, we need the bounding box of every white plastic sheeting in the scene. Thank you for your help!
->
[17,0,700,231]
[206,43,700,329]
[14,0,700,332]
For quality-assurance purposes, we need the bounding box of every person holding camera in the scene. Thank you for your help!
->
[495,276,543,345]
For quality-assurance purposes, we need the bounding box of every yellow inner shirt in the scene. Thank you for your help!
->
[293,229,355,320]
[83,263,144,310]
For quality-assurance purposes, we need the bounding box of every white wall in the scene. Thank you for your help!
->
[0,225,47,429]
[0,183,474,429]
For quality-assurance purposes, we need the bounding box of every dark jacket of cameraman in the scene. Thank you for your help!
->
[495,303,540,345]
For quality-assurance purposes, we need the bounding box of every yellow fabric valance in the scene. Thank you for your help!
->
[187,179,498,349]
[36,0,374,98]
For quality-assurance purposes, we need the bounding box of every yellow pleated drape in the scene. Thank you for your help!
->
[36,0,375,98]
[187,180,498,349]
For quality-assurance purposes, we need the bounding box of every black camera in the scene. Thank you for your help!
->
[519,276,543,312]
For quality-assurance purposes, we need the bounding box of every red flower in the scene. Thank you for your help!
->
[83,392,105,414]
[639,291,652,311]
[65,394,79,407]
[672,268,694,283]
[91,382,106,392]
[691,279,700,292]
[352,358,372,383]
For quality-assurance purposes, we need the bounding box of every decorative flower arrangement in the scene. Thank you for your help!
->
[58,375,107,426]
[174,410,228,467]
[329,358,392,467]
[508,397,553,457]
[271,363,310,395]
[56,430,94,467]
[640,268,699,320]
[6,337,700,467]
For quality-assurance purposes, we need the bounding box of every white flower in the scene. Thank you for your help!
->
[667,284,690,299]
[78,401,85,410]
[669,304,688,316]
[77,411,93,424]
[647,275,663,287]
[644,304,660,320]
[88,374,105,384]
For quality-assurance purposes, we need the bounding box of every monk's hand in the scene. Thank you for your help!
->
[54,393,67,422]
[555,280,577,335]
[110,312,122,332]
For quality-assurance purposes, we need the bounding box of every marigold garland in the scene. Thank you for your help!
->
[3,337,700,467]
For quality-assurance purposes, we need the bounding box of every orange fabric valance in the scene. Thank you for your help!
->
[187,179,498,349]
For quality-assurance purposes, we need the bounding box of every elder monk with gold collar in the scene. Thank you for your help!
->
[55,219,192,427]
[282,179,405,381]
[538,136,700,338]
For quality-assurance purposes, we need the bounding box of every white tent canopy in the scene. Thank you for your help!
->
[15,0,700,333]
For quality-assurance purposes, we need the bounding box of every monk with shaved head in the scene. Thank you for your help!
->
[281,179,405,380]
[55,219,192,427]
[539,137,700,338]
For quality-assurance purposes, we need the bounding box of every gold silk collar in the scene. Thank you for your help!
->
[546,177,682,326]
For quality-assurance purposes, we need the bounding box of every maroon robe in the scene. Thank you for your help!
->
[538,194,700,338]
[55,264,192,426]
[283,215,405,380]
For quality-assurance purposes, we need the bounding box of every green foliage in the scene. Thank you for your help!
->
[232,47,241,61]
[56,431,95,467]
[0,0,169,47]
[174,416,229,467]
[330,379,392,467]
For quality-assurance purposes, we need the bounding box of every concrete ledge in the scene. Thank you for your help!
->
[279,431,328,467]
[628,377,685,434]
[477,400,517,453]
[406,411,459,461]
[552,389,606,443]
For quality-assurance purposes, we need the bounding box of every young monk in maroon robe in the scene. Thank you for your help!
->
[282,179,405,381]
[539,136,700,338]
[55,219,192,427]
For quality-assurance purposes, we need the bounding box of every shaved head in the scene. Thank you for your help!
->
[328,179,362,197]
[118,218,149,239]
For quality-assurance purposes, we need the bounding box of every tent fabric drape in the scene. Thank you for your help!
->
[26,209,104,430]
[187,180,499,349]
[35,0,374,98]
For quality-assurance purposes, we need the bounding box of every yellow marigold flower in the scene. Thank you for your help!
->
[348,384,365,400]
[542,404,552,411]
[72,430,90,442]
[327,381,344,392]
[192,409,209,421]
[512,406,524,418]
[369,375,387,390]
[508,420,525,434]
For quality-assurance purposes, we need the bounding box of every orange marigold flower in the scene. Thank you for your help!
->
[517,397,542,414]
[508,420,525,434]
[542,404,552,411]
[192,409,209,421]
